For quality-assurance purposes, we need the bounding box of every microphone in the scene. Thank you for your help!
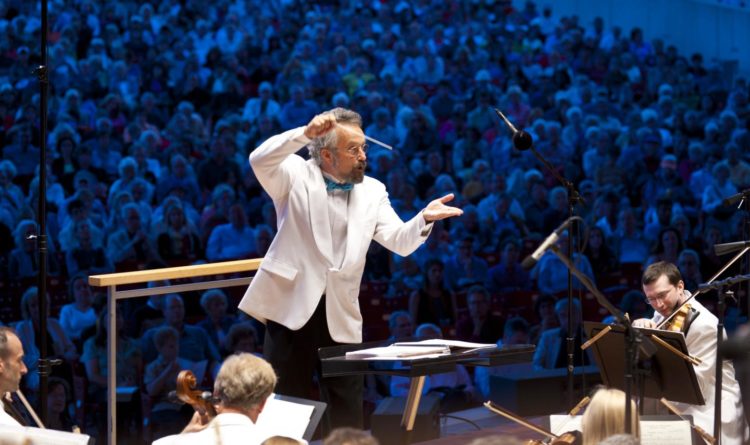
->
[521,217,577,270]
[722,189,749,207]
[493,108,533,150]
[714,240,750,256]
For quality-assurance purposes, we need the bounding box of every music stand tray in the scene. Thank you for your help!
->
[583,322,704,405]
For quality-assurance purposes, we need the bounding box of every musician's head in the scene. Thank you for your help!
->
[0,327,27,393]
[582,387,640,445]
[642,261,685,317]
[213,353,276,422]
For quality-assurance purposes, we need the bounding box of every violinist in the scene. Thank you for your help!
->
[153,353,280,445]
[632,261,749,445]
[0,327,28,426]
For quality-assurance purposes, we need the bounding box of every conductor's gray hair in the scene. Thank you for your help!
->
[214,353,277,411]
[308,108,362,165]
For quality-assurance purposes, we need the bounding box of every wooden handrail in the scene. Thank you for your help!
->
[88,258,263,287]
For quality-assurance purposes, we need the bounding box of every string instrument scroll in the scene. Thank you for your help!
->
[175,369,217,419]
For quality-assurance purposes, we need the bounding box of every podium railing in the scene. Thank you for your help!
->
[88,258,262,445]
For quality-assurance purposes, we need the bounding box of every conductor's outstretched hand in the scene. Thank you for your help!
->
[423,194,463,223]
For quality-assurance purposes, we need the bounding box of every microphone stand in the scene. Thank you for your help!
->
[696,275,750,444]
[493,108,585,408]
[546,244,655,434]
[720,189,750,328]
[34,0,53,425]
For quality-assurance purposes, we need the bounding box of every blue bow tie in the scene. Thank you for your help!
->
[325,177,353,192]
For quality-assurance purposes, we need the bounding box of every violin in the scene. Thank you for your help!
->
[175,370,217,418]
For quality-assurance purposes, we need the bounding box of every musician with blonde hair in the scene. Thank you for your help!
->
[581,387,639,445]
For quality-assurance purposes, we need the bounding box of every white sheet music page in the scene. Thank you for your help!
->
[640,420,692,445]
[255,394,314,443]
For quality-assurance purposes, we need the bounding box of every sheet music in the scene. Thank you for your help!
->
[345,344,450,359]
[550,414,582,435]
[549,416,692,445]
[255,394,314,443]
[394,339,496,349]
[640,420,693,445]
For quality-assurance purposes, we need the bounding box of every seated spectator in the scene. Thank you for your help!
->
[611,207,649,264]
[409,259,457,328]
[64,219,113,276]
[456,285,503,344]
[529,294,560,344]
[9,220,60,279]
[199,183,234,244]
[534,231,596,295]
[391,323,479,410]
[81,307,141,435]
[702,162,737,218]
[46,377,76,432]
[603,290,653,324]
[141,294,220,365]
[324,427,379,445]
[474,316,532,398]
[386,256,423,298]
[444,236,489,291]
[387,310,415,343]
[486,238,531,293]
[156,154,201,206]
[206,203,256,261]
[196,289,236,353]
[130,282,168,337]
[59,274,98,345]
[14,287,78,392]
[0,160,27,221]
[533,298,592,370]
[223,321,260,357]
[144,326,196,440]
[678,248,703,291]
[645,227,683,267]
[155,200,202,264]
[581,387,640,445]
[583,226,619,284]
[106,203,161,268]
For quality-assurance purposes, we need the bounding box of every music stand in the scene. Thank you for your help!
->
[583,322,704,405]
[319,342,535,444]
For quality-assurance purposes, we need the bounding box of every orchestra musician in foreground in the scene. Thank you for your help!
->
[0,327,28,427]
[153,353,296,445]
[632,261,749,445]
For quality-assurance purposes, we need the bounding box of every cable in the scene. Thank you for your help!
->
[439,413,482,431]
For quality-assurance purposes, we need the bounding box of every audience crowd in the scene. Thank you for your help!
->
[1,0,749,442]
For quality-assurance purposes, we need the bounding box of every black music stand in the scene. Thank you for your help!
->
[319,342,535,444]
[583,322,704,405]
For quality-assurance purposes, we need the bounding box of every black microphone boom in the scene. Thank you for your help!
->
[493,108,533,150]
[714,240,750,256]
[521,217,580,269]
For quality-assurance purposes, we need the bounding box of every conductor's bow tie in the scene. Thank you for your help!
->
[325,177,353,192]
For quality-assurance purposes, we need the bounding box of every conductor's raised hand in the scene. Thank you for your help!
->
[423,194,463,223]
[304,113,337,139]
